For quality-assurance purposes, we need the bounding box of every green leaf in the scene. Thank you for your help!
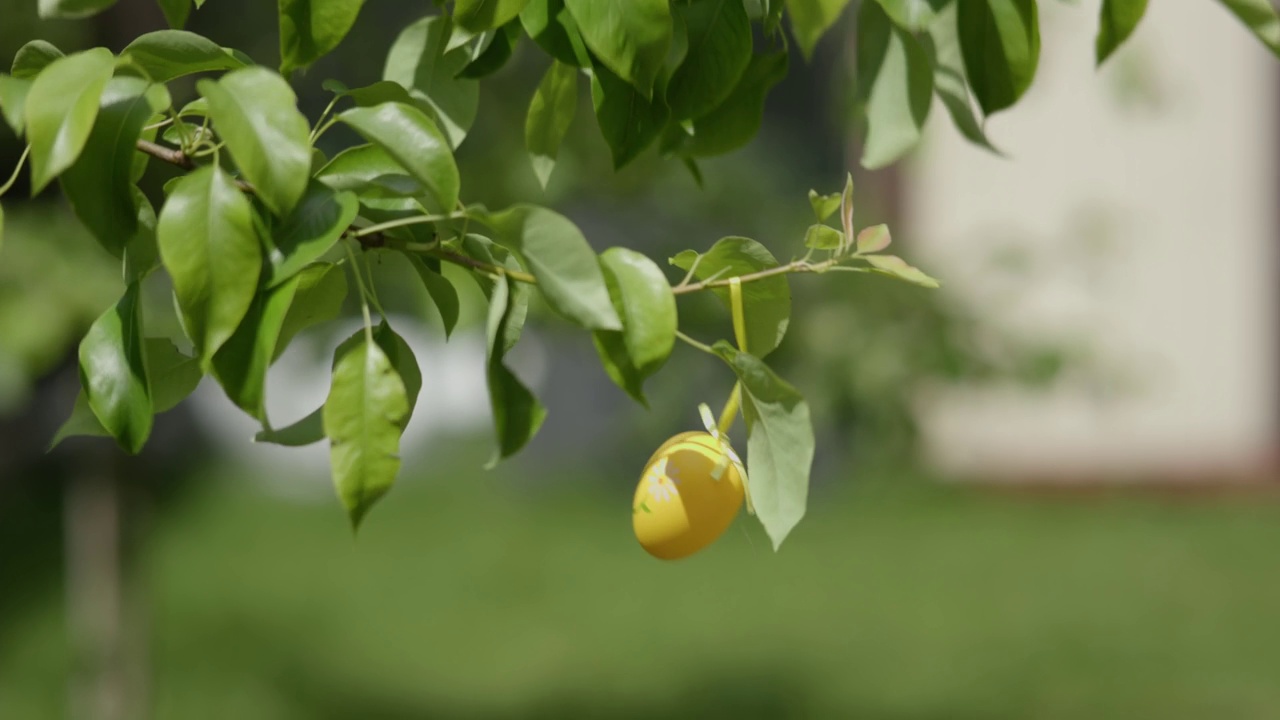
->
[1217,0,1280,57]
[0,75,31,135]
[315,143,426,210]
[0,202,4,253]
[338,102,460,212]
[212,277,301,420]
[39,0,117,19]
[457,22,523,79]
[256,406,324,447]
[521,0,591,66]
[670,237,791,357]
[11,40,65,80]
[462,234,529,346]
[688,50,787,157]
[591,247,676,404]
[525,60,579,188]
[145,338,203,412]
[803,224,842,250]
[323,330,410,529]
[60,77,167,257]
[564,0,672,95]
[1096,0,1148,65]
[279,0,368,74]
[456,0,531,32]
[121,31,248,82]
[23,48,115,193]
[957,0,1040,116]
[478,204,622,330]
[856,223,892,253]
[873,0,944,31]
[922,2,997,152]
[266,181,359,287]
[865,253,941,287]
[157,0,192,29]
[484,274,547,464]
[124,188,161,281]
[372,322,422,428]
[666,0,752,121]
[856,0,933,169]
[50,394,111,448]
[78,282,151,455]
[590,62,670,169]
[712,342,814,551]
[198,67,312,216]
[406,253,461,338]
[808,190,841,222]
[274,262,349,361]
[384,15,481,147]
[786,0,854,60]
[158,165,263,366]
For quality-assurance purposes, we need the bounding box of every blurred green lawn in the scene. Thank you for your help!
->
[3,461,1280,719]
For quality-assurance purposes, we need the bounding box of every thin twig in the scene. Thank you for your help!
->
[134,139,253,191]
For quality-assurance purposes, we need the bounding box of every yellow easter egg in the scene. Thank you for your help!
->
[632,431,745,560]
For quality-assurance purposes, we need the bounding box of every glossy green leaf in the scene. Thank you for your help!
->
[315,143,425,210]
[212,276,301,420]
[38,0,117,19]
[266,181,359,287]
[712,341,814,551]
[671,236,791,357]
[525,60,579,188]
[463,235,529,348]
[339,102,460,212]
[384,15,480,147]
[11,40,64,79]
[157,165,262,365]
[666,0,752,121]
[957,0,1040,115]
[78,282,151,455]
[145,338,203,412]
[478,204,622,331]
[279,0,368,74]
[688,50,787,157]
[61,77,168,257]
[406,253,460,338]
[590,62,670,168]
[124,188,161,281]
[456,0,531,32]
[484,274,547,464]
[856,0,933,169]
[157,0,192,29]
[865,253,941,287]
[274,262,349,361]
[564,0,672,95]
[803,224,842,250]
[786,0,854,60]
[23,48,114,193]
[922,2,997,152]
[591,247,676,404]
[0,75,31,134]
[1217,0,1280,57]
[199,67,312,216]
[808,190,841,222]
[121,31,248,82]
[323,329,410,529]
[1096,0,1148,65]
[458,22,523,79]
[372,322,422,428]
[521,0,591,66]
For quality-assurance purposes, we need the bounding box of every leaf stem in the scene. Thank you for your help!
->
[0,146,31,197]
[718,383,741,435]
[674,330,717,356]
[351,212,467,239]
[343,241,375,343]
[670,258,840,296]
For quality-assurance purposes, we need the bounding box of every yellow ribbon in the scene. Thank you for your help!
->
[705,275,754,514]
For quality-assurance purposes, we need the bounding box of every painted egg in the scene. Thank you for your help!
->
[632,431,745,560]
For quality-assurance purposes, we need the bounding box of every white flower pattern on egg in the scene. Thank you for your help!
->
[646,457,680,502]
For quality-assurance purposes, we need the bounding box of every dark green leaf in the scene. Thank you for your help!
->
[803,224,842,250]
[455,0,530,32]
[39,0,117,19]
[157,165,262,365]
[564,0,672,95]
[458,22,522,79]
[78,282,151,454]
[484,274,547,464]
[688,50,787,157]
[157,0,192,29]
[786,0,854,60]
[50,394,111,448]
[957,0,1040,115]
[339,102,460,212]
[406,253,460,338]
[255,406,324,447]
[23,48,115,193]
[856,0,933,169]
[213,276,301,420]
[712,341,814,551]
[279,0,368,74]
[591,247,676,404]
[61,77,168,257]
[199,67,312,216]
[146,338,203,412]
[384,15,480,147]
[1096,0,1148,65]
[121,31,248,82]
[11,40,64,79]
[666,0,752,121]
[590,62,670,168]
[274,262,349,361]
[525,60,578,188]
[921,2,997,152]
[0,75,31,134]
[124,188,161,281]
[521,0,591,66]
[323,329,410,529]
[670,236,791,357]
[478,204,622,330]
[1217,0,1280,57]
[266,181,359,286]
[372,322,422,428]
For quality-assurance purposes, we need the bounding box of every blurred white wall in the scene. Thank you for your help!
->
[908,1,1278,481]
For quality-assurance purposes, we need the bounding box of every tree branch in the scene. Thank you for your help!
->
[670,259,839,295]
[135,139,253,191]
